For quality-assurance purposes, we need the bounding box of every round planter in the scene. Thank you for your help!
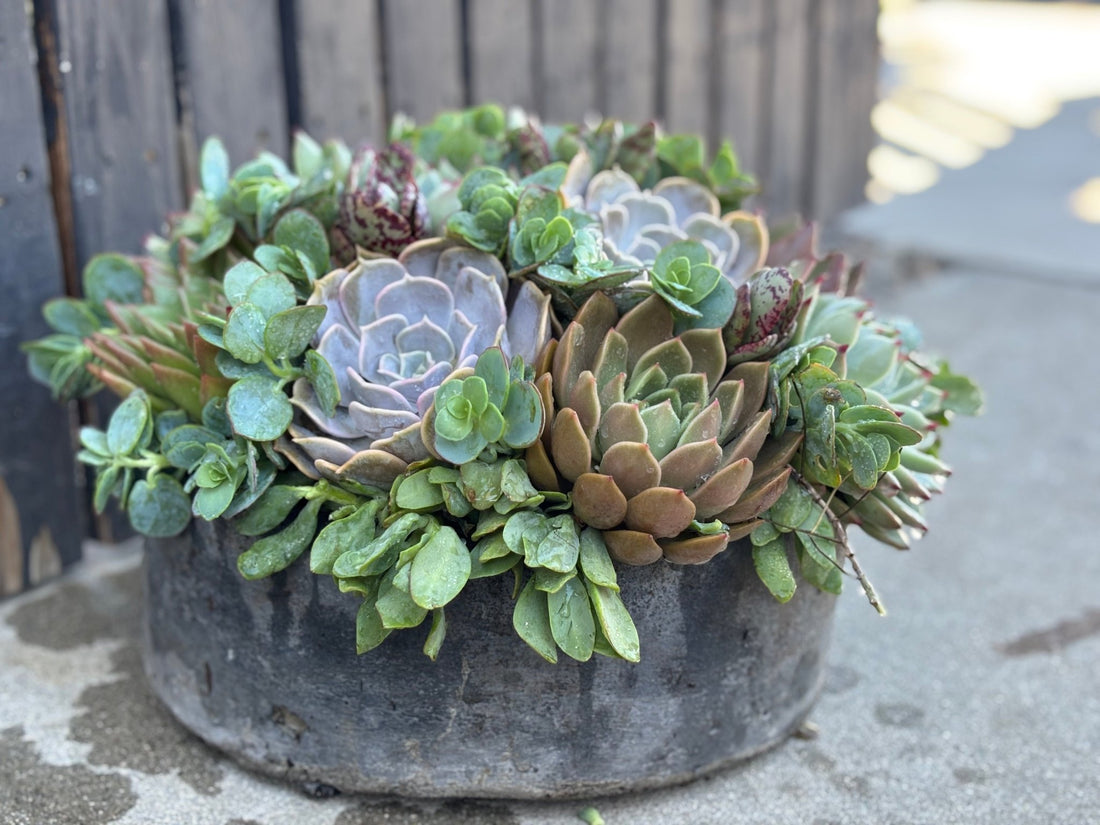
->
[142,518,836,799]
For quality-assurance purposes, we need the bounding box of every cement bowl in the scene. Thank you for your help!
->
[142,518,836,799]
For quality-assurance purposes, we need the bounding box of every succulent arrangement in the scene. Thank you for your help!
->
[24,104,980,664]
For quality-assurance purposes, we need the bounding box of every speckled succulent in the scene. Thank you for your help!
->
[25,105,981,663]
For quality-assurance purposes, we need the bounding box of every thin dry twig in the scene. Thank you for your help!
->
[792,470,886,616]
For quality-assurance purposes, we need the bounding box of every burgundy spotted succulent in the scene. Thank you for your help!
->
[330,144,430,263]
[723,267,807,365]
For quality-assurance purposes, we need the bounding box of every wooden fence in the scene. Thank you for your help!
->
[0,0,879,595]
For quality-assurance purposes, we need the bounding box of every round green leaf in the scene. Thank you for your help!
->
[376,567,429,629]
[355,580,391,654]
[513,578,557,663]
[245,273,297,319]
[43,298,100,337]
[236,498,321,579]
[79,427,110,457]
[200,137,230,199]
[753,538,797,603]
[224,261,269,306]
[409,526,471,609]
[585,580,640,662]
[127,475,192,537]
[93,465,121,513]
[394,470,445,512]
[226,375,293,441]
[273,209,330,277]
[423,608,447,661]
[191,217,236,263]
[309,499,382,574]
[527,515,580,573]
[548,577,595,662]
[193,481,237,520]
[264,305,327,360]
[578,528,618,591]
[223,303,268,364]
[82,254,145,309]
[236,484,306,537]
[501,382,544,449]
[303,350,340,416]
[106,392,151,456]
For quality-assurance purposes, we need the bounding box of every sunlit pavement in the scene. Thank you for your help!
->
[3,3,1099,824]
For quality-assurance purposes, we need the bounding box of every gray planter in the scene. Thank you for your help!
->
[142,518,836,799]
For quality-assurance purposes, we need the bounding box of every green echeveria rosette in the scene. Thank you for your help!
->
[421,348,544,464]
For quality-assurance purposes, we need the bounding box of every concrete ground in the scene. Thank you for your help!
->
[3,99,1099,824]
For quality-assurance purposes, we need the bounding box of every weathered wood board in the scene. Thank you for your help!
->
[468,0,536,111]
[536,0,599,122]
[174,0,290,175]
[296,0,387,145]
[811,0,878,219]
[601,0,659,124]
[57,0,183,263]
[381,0,464,121]
[0,1,84,595]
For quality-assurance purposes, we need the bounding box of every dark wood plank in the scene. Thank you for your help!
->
[175,0,289,171]
[536,0,599,121]
[811,0,879,221]
[760,0,811,220]
[713,0,767,180]
[381,0,463,121]
[467,0,535,111]
[55,1,184,543]
[602,0,658,123]
[57,0,183,266]
[296,0,387,145]
[662,0,711,137]
[0,1,84,594]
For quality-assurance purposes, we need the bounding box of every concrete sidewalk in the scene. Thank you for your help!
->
[3,104,1100,824]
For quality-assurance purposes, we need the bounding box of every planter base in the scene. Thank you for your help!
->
[142,520,835,799]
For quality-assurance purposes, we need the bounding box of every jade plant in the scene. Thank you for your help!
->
[24,105,981,663]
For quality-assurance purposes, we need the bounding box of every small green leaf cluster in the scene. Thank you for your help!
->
[320,510,470,660]
[182,133,350,270]
[22,254,146,400]
[445,168,520,253]
[508,186,578,269]
[650,240,738,332]
[311,451,640,663]
[77,390,287,537]
[391,458,546,520]
[752,479,844,604]
[195,241,338,443]
[233,479,365,580]
[447,174,641,314]
[507,518,640,663]
[773,346,921,492]
[422,348,544,465]
[656,135,756,213]
[391,104,512,173]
